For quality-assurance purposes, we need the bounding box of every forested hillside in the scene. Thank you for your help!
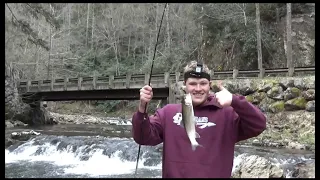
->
[5,3,315,79]
[5,3,315,114]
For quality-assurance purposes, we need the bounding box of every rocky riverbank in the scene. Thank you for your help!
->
[240,110,315,151]
[5,63,53,126]
[210,76,315,113]
[231,152,314,178]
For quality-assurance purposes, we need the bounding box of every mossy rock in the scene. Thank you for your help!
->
[298,132,315,146]
[264,79,280,85]
[210,81,221,93]
[238,79,258,95]
[267,85,284,100]
[210,80,238,94]
[249,92,266,104]
[294,77,314,90]
[283,87,301,101]
[284,97,307,111]
[258,97,277,112]
[303,76,315,89]
[291,87,301,95]
[245,95,253,103]
[302,89,315,101]
[257,82,274,93]
[279,78,295,90]
[269,101,285,113]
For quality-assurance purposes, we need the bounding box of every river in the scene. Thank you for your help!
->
[5,124,314,178]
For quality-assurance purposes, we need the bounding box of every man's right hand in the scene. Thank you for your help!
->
[139,85,153,113]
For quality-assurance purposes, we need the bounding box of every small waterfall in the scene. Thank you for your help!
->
[5,134,314,178]
[5,135,162,177]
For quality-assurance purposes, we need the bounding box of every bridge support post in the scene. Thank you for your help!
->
[259,68,265,78]
[232,69,238,79]
[168,82,184,104]
[168,86,176,104]
[109,75,114,89]
[288,67,294,77]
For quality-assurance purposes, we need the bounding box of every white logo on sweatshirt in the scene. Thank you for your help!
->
[172,113,216,129]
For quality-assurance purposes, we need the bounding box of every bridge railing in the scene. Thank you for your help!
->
[18,66,315,93]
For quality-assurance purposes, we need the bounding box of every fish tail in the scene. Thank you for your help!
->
[191,141,202,151]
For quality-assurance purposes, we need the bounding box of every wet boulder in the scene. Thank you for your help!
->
[11,130,41,141]
[291,161,315,178]
[232,155,283,178]
[6,130,41,148]
[5,121,14,128]
[287,141,307,150]
[5,120,28,128]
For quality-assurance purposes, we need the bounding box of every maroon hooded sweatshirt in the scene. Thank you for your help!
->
[132,94,266,178]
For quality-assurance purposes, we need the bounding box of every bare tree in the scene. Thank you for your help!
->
[286,3,293,76]
[255,3,263,77]
[166,4,171,52]
[86,4,90,48]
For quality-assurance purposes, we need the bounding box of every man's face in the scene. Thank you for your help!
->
[184,77,211,106]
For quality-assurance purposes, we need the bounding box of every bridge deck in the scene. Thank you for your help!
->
[17,67,315,102]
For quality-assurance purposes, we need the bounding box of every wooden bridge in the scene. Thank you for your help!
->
[17,67,315,103]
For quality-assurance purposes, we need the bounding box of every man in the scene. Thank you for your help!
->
[132,61,266,178]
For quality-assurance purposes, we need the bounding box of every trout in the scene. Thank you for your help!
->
[180,86,201,151]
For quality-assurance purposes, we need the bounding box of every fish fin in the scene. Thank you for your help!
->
[199,124,207,129]
[179,122,184,128]
[195,132,200,138]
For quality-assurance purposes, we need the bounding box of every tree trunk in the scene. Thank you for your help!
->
[166,4,171,53]
[68,4,72,51]
[86,3,90,48]
[242,3,247,26]
[148,28,152,62]
[36,46,40,79]
[142,10,145,63]
[286,3,293,76]
[91,4,95,50]
[276,7,280,24]
[255,3,263,71]
[47,5,53,79]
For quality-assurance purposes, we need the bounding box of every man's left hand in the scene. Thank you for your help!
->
[215,81,233,107]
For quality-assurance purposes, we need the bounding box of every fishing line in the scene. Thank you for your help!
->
[134,3,168,178]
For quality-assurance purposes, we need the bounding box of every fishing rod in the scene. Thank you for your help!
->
[134,3,168,178]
